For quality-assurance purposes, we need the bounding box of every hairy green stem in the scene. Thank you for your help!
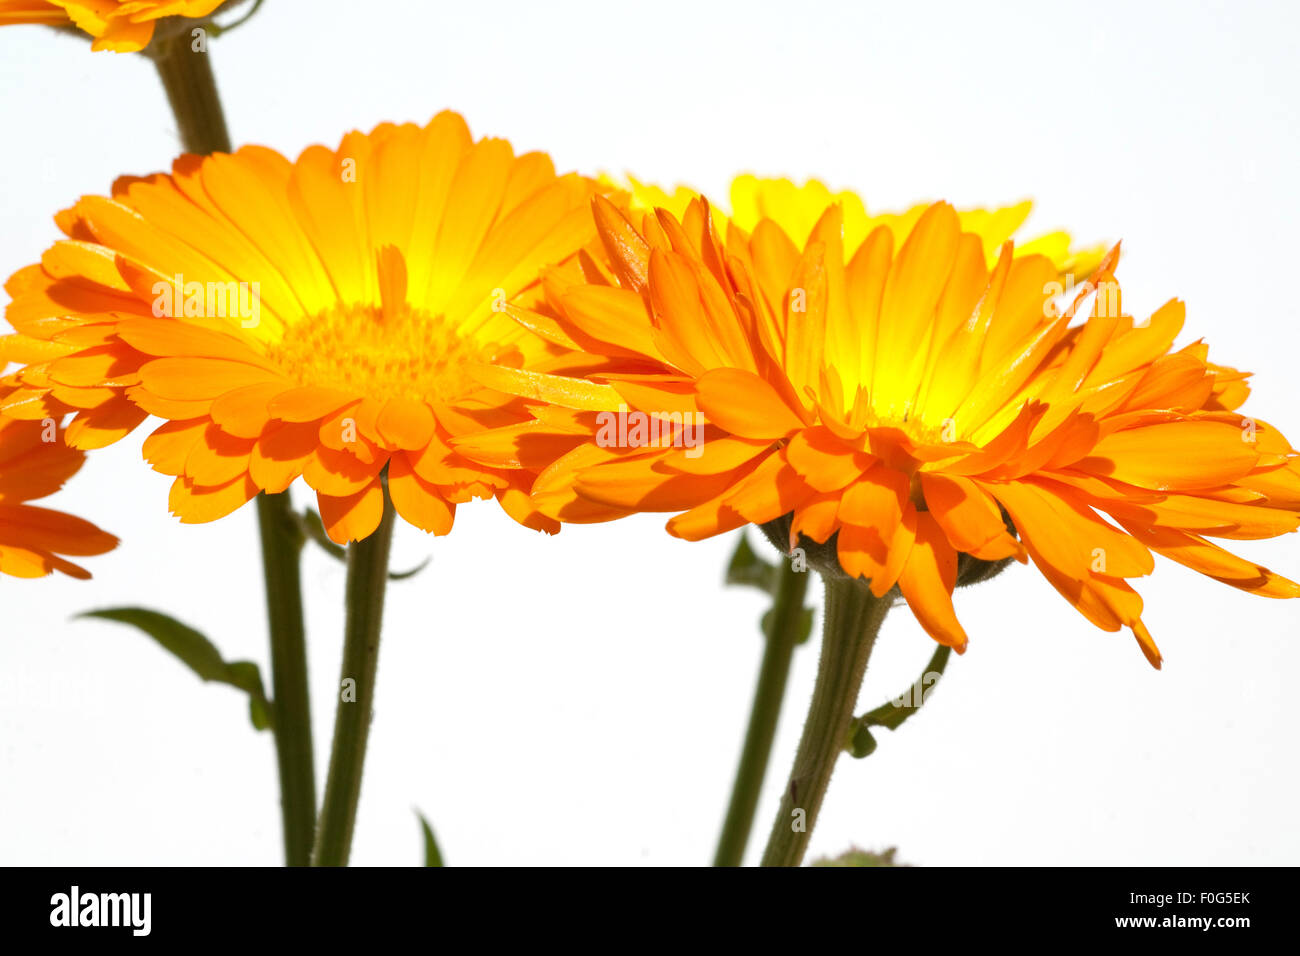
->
[760,575,890,867]
[312,487,397,866]
[713,560,809,866]
[148,30,232,154]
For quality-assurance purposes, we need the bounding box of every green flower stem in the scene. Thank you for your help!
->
[255,493,316,867]
[148,34,316,866]
[312,485,397,867]
[760,574,891,867]
[713,560,809,867]
[148,30,232,154]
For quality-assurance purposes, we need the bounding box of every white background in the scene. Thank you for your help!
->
[1,0,1297,866]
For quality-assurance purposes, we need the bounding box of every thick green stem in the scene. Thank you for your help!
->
[760,575,890,867]
[148,34,315,866]
[255,493,316,867]
[713,561,809,867]
[312,486,397,866]
[148,30,232,154]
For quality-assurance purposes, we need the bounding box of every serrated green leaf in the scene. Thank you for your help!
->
[302,508,429,581]
[417,811,443,867]
[80,607,272,732]
[725,531,778,593]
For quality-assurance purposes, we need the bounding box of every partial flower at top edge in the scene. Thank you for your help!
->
[0,0,230,52]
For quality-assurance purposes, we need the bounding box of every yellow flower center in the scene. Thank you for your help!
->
[264,304,493,403]
[259,247,512,404]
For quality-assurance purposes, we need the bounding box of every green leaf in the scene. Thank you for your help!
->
[847,644,952,757]
[301,508,430,581]
[226,660,273,730]
[247,695,272,732]
[388,556,431,581]
[761,605,814,645]
[725,531,778,593]
[417,811,444,867]
[79,608,272,732]
[848,723,878,758]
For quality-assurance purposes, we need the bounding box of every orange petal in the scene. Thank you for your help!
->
[496,475,561,534]
[140,356,281,401]
[64,396,148,450]
[318,480,384,544]
[185,425,255,486]
[921,473,1024,562]
[695,367,805,440]
[209,382,289,439]
[992,479,1153,579]
[1080,420,1260,491]
[249,421,318,493]
[143,418,208,476]
[388,455,455,534]
[303,445,387,497]
[169,474,258,523]
[898,512,968,651]
[267,385,356,424]
[376,397,436,450]
[0,505,117,556]
[785,426,872,492]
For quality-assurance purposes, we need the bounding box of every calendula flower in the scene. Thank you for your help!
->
[0,111,601,541]
[457,196,1300,667]
[0,0,225,52]
[0,415,116,577]
[606,173,1107,277]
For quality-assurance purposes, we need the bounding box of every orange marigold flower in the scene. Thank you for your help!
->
[0,111,602,542]
[456,195,1300,667]
[0,415,116,577]
[0,0,225,52]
